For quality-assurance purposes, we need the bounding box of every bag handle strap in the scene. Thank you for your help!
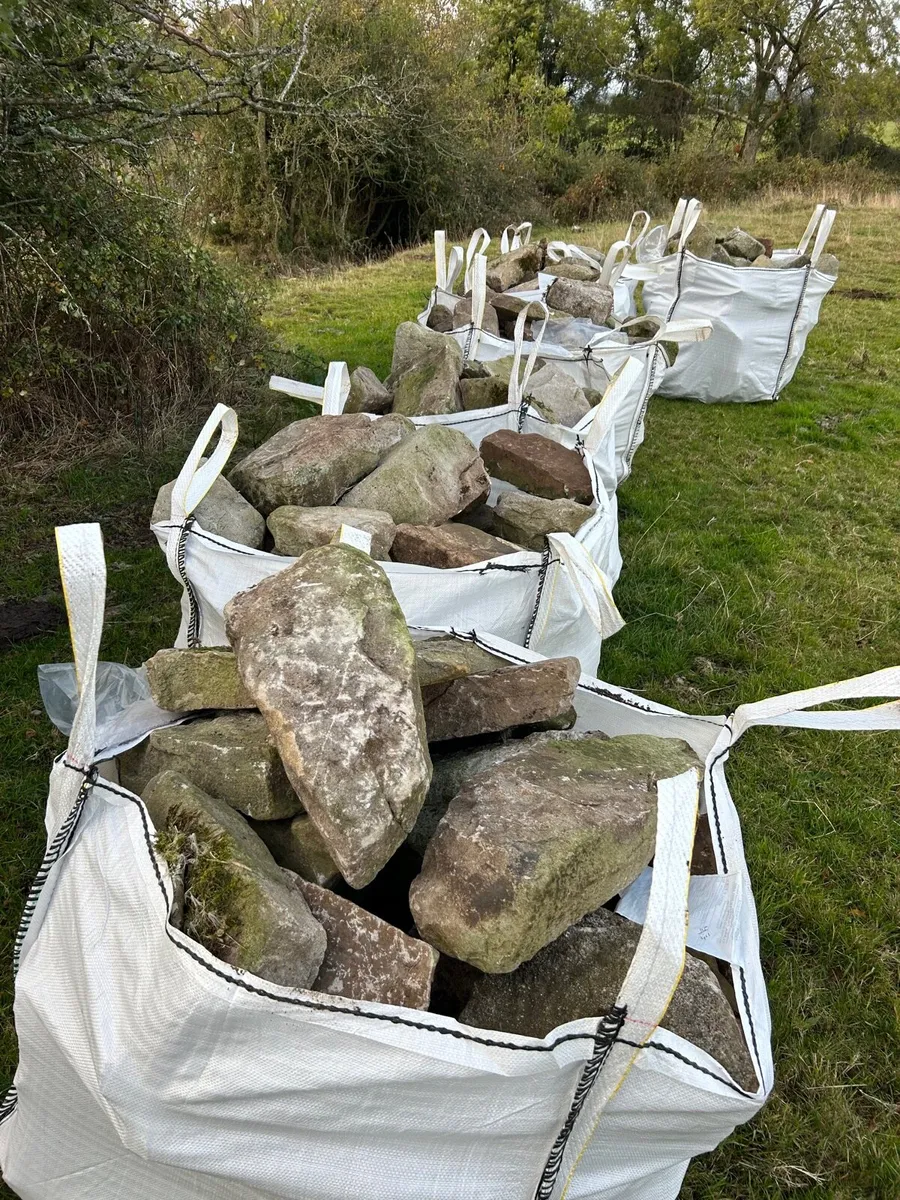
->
[55,524,106,772]
[546,532,625,641]
[464,228,491,292]
[268,361,351,415]
[169,403,239,524]
[501,221,533,253]
[809,209,836,265]
[582,356,647,455]
[434,230,465,293]
[666,196,689,240]
[507,298,550,409]
[796,203,827,255]
[676,198,703,252]
[623,210,651,250]
[731,666,900,739]
[598,239,631,287]
[540,768,702,1198]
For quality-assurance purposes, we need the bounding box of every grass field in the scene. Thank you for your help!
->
[1,202,898,1198]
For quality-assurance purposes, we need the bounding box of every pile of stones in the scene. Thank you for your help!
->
[675,223,839,274]
[118,543,756,1089]
[154,409,598,564]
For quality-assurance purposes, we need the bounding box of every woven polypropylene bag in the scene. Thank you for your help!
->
[4,524,899,1199]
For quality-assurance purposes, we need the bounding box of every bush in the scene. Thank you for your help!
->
[554,153,657,222]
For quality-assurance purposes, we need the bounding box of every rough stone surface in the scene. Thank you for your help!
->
[409,733,701,972]
[481,355,546,385]
[145,771,326,988]
[759,236,774,257]
[546,277,614,326]
[778,254,811,269]
[225,544,432,888]
[345,366,392,415]
[721,228,766,261]
[249,814,341,887]
[145,647,254,711]
[391,522,519,568]
[751,255,773,267]
[711,245,740,267]
[489,292,547,320]
[267,505,396,560]
[296,878,438,1008]
[481,429,593,504]
[460,905,757,1089]
[544,260,601,282]
[815,253,839,277]
[526,362,591,426]
[421,655,580,743]
[415,636,511,692]
[459,375,509,412]
[391,321,463,379]
[426,304,455,333]
[119,713,303,820]
[453,295,500,336]
[494,491,592,551]
[391,338,464,417]
[230,414,414,514]
[153,460,265,548]
[339,425,490,526]
[683,221,717,259]
[485,244,544,292]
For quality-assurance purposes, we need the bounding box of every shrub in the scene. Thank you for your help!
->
[554,154,657,222]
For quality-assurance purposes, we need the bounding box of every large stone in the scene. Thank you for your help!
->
[391,522,519,568]
[152,460,265,548]
[415,635,511,692]
[684,221,717,259]
[297,878,438,1008]
[339,425,490,526]
[459,375,509,412]
[543,260,601,282]
[720,228,765,261]
[119,713,303,820]
[249,813,341,887]
[485,244,544,292]
[345,366,392,415]
[421,655,580,743]
[225,544,432,888]
[460,905,757,1090]
[546,278,614,326]
[489,293,547,321]
[481,355,546,386]
[267,505,396,560]
[145,771,325,988]
[778,254,811,269]
[426,303,455,333]
[711,244,740,267]
[391,340,463,417]
[494,492,592,551]
[452,295,500,336]
[145,647,254,711]
[409,733,701,972]
[525,362,591,426]
[391,321,463,379]
[815,253,839,277]
[481,430,593,504]
[229,414,413,514]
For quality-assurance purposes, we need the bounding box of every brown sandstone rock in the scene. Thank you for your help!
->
[480,430,593,504]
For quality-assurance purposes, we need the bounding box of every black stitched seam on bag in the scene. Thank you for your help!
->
[523,544,552,648]
[737,966,764,1082]
[664,249,686,324]
[621,348,658,480]
[772,266,811,398]
[533,1005,626,1199]
[175,519,202,648]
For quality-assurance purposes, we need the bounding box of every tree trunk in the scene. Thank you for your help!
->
[740,123,764,164]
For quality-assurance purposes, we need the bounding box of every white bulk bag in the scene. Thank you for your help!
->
[158,330,624,674]
[420,255,711,484]
[639,198,837,403]
[544,210,652,322]
[5,525,900,1200]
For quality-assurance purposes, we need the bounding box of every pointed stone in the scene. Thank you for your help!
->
[144,647,254,711]
[119,713,303,820]
[391,321,462,379]
[390,340,463,417]
[409,733,701,972]
[229,413,414,514]
[225,544,432,888]
[721,228,765,261]
[460,905,757,1090]
[426,303,455,333]
[453,295,500,336]
[339,425,490,526]
[145,771,326,988]
[296,878,438,1008]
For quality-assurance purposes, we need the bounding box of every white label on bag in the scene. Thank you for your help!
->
[334,525,372,555]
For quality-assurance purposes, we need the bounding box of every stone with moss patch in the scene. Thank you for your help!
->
[145,646,254,711]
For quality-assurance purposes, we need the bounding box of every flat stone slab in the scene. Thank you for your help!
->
[494,492,591,551]
[229,413,413,514]
[414,635,512,691]
[421,654,579,743]
[409,732,700,972]
[460,905,757,1091]
[145,770,325,988]
[339,424,490,526]
[391,522,519,568]
[225,544,432,888]
[480,430,593,504]
[297,878,438,1009]
[145,647,254,711]
[267,505,396,560]
[119,713,303,820]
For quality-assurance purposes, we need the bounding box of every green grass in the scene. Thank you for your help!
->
[1,203,898,1198]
